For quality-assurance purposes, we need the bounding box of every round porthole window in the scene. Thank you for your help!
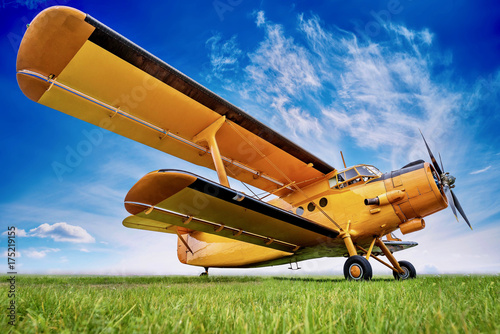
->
[319,197,328,207]
[296,207,304,215]
[307,202,315,212]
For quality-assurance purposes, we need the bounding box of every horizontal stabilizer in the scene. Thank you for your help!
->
[122,215,178,234]
[380,240,418,253]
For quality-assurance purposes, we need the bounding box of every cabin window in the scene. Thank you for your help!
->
[296,206,304,216]
[307,202,315,212]
[319,197,328,207]
[328,176,338,188]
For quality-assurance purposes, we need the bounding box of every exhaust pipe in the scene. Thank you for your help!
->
[364,190,406,206]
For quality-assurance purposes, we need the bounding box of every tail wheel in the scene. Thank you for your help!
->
[393,260,416,280]
[344,255,372,281]
[200,267,209,277]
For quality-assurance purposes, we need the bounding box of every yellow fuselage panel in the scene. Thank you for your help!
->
[177,231,291,267]
[270,162,447,246]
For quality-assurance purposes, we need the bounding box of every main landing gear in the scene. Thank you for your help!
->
[343,251,416,281]
[342,227,416,281]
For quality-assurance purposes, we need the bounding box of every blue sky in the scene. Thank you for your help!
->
[1,0,499,275]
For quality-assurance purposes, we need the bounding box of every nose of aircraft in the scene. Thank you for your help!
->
[419,131,472,230]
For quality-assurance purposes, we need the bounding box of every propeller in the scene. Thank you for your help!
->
[419,130,472,230]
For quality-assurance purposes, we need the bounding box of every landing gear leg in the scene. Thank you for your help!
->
[374,239,416,280]
[341,222,372,281]
[200,267,209,277]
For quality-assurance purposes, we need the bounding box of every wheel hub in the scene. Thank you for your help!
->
[349,264,362,279]
[398,267,410,279]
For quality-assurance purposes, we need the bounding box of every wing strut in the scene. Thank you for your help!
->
[192,116,229,187]
[176,228,194,254]
[225,121,343,232]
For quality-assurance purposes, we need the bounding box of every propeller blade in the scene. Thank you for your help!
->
[450,189,473,230]
[438,152,445,173]
[419,130,443,175]
[444,185,459,223]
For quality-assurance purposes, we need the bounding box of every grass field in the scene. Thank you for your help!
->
[1,275,498,333]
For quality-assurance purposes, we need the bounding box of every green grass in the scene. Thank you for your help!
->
[1,275,498,333]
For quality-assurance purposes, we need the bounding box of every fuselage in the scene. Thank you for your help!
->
[178,161,449,268]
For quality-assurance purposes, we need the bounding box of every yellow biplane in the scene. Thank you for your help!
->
[17,6,471,280]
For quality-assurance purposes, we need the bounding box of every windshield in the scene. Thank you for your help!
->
[356,165,381,176]
[328,165,381,189]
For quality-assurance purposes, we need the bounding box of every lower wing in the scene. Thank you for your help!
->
[123,170,340,253]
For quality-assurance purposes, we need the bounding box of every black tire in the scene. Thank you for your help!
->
[199,272,208,277]
[344,255,373,281]
[393,260,416,280]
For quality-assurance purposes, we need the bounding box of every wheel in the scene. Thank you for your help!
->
[200,267,209,277]
[344,255,372,281]
[393,260,416,280]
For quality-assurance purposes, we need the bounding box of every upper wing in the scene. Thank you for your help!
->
[123,170,339,253]
[17,6,335,197]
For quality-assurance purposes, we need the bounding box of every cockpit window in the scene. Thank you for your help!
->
[366,166,382,176]
[338,173,345,182]
[329,165,382,189]
[345,168,358,180]
[355,166,375,176]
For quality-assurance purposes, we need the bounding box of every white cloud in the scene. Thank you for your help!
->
[3,251,21,258]
[255,10,265,27]
[271,96,323,138]
[2,228,27,237]
[24,248,60,259]
[297,15,461,158]
[205,33,242,86]
[470,165,491,175]
[79,248,90,253]
[246,21,320,96]
[28,222,95,243]
[205,13,470,168]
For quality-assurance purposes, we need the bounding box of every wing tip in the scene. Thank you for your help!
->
[16,6,94,102]
[124,170,198,215]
